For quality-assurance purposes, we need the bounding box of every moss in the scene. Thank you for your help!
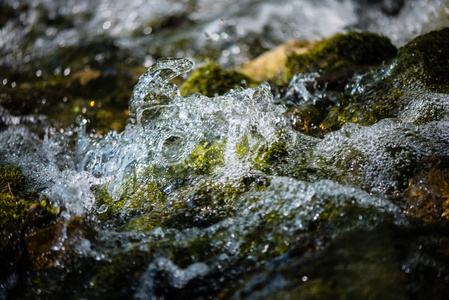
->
[0,165,25,195]
[283,32,397,135]
[92,178,166,225]
[320,28,449,131]
[0,165,59,288]
[403,156,449,223]
[181,139,226,175]
[286,32,397,81]
[95,161,267,232]
[122,177,251,232]
[307,201,389,234]
[179,61,259,97]
[394,27,449,93]
[252,140,290,174]
[92,137,245,230]
[0,165,58,246]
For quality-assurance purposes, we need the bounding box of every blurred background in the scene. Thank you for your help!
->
[0,0,448,132]
[1,0,448,75]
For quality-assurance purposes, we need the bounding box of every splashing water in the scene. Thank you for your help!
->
[77,57,288,200]
[4,54,444,298]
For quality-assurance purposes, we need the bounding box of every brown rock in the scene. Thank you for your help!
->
[238,40,312,84]
[25,217,94,269]
[403,162,449,223]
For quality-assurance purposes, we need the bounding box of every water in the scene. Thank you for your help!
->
[1,1,449,299]
[1,0,448,73]
[2,53,447,297]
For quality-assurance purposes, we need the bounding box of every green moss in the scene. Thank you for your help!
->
[286,32,397,80]
[122,177,250,232]
[320,28,449,130]
[92,139,229,227]
[0,165,25,194]
[179,61,259,97]
[0,165,59,243]
[284,32,397,134]
[252,140,289,174]
[181,139,226,175]
[308,201,389,234]
[394,27,449,93]
[95,163,266,232]
[0,165,59,286]
[92,178,166,225]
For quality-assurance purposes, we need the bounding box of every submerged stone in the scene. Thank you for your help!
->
[25,217,95,270]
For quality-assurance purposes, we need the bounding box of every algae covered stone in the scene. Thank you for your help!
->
[320,28,449,131]
[179,61,259,97]
[285,31,397,81]
[403,156,449,223]
[278,32,397,136]
[0,165,59,289]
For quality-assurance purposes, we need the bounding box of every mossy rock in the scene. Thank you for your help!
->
[0,165,59,287]
[0,165,58,246]
[98,174,261,232]
[0,70,133,134]
[403,156,449,223]
[394,27,449,93]
[24,217,96,270]
[0,39,145,134]
[285,31,397,81]
[320,28,449,131]
[281,32,396,136]
[179,61,259,97]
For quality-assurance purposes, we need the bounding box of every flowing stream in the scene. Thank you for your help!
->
[1,0,449,299]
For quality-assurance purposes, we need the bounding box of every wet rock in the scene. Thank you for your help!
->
[239,40,313,84]
[179,61,259,97]
[321,28,449,131]
[403,157,449,223]
[0,165,59,297]
[0,39,144,134]
[0,165,58,248]
[3,25,449,298]
[0,71,132,134]
[265,32,397,136]
[24,217,94,270]
[285,31,397,82]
